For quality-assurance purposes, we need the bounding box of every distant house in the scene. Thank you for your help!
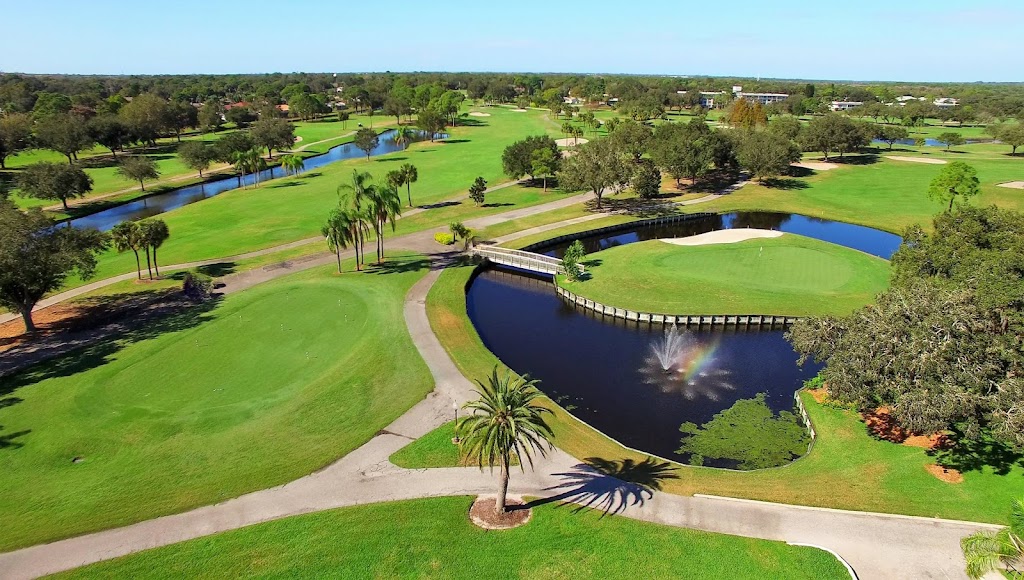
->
[276,104,290,113]
[933,97,960,108]
[736,92,789,105]
[830,101,863,112]
[224,101,250,110]
[676,90,725,108]
[563,96,582,105]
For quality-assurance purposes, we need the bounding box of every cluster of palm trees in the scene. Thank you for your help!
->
[321,170,403,273]
[230,148,267,188]
[560,121,585,145]
[280,154,305,176]
[109,218,171,280]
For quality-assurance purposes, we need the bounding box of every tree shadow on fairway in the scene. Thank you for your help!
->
[587,196,678,218]
[167,262,238,279]
[365,256,432,275]
[0,426,30,449]
[928,429,1024,475]
[267,181,304,189]
[300,172,322,179]
[375,157,407,163]
[442,139,471,144]
[419,200,462,210]
[832,154,879,166]
[525,457,679,516]
[762,178,810,190]
[0,294,224,408]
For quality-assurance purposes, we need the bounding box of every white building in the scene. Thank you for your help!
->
[830,101,864,111]
[736,92,789,105]
[676,90,726,108]
[933,97,960,108]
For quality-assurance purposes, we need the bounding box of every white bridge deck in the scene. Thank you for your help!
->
[471,245,582,276]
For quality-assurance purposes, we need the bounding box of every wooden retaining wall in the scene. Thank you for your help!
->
[554,284,801,327]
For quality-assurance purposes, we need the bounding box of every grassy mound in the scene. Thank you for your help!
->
[0,256,432,550]
[559,234,890,316]
[52,497,847,579]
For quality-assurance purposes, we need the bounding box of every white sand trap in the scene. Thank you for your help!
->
[555,138,589,147]
[997,181,1024,190]
[885,156,947,165]
[468,111,491,117]
[661,229,784,247]
[510,108,528,112]
[792,161,838,171]
[293,136,303,143]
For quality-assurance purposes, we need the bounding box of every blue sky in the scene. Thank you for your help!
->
[3,0,1022,81]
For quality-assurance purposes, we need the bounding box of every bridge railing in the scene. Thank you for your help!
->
[471,245,583,275]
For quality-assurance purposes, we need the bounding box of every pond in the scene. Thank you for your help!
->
[872,137,985,148]
[69,129,441,231]
[466,212,899,467]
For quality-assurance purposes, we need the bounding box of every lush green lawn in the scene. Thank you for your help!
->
[61,106,562,288]
[427,261,1024,523]
[52,496,847,580]
[559,234,891,317]
[695,155,1024,234]
[0,256,433,551]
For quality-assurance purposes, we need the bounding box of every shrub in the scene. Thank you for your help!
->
[434,232,455,245]
[182,271,214,302]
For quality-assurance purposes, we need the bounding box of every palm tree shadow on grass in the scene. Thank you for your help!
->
[523,457,679,517]
[364,256,432,276]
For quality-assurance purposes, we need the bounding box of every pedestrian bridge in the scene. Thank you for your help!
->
[470,245,582,276]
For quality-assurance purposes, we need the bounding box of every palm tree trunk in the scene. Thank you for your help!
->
[496,455,510,514]
[335,246,342,273]
[406,184,413,207]
[153,248,160,276]
[139,179,145,192]
[144,247,153,280]
[132,250,141,279]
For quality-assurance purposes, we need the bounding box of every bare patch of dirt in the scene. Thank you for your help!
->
[862,407,949,450]
[469,497,532,529]
[807,388,829,404]
[925,463,963,483]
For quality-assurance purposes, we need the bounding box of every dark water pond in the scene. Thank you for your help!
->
[70,129,441,231]
[467,212,899,467]
[871,137,984,148]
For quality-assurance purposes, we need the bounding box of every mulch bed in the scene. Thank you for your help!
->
[468,497,532,530]
[861,406,950,450]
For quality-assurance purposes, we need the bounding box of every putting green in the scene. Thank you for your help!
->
[51,497,847,579]
[0,256,433,551]
[559,233,890,316]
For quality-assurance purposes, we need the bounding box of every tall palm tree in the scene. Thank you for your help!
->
[338,170,376,267]
[392,126,414,150]
[457,368,554,514]
[962,496,1023,579]
[139,219,170,277]
[322,208,354,273]
[368,184,402,262]
[110,220,144,280]
[281,154,305,176]
[399,163,418,207]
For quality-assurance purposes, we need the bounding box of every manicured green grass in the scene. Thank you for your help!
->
[560,234,891,316]
[52,496,847,580]
[0,255,433,551]
[695,155,1024,234]
[62,107,563,288]
[389,422,463,468]
[426,261,1024,523]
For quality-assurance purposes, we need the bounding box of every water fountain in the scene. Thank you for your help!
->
[639,325,735,400]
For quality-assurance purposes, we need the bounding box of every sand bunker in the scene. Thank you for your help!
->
[510,108,528,112]
[293,136,303,143]
[792,161,838,171]
[555,138,588,147]
[468,111,491,117]
[997,181,1024,190]
[885,156,947,165]
[661,229,783,247]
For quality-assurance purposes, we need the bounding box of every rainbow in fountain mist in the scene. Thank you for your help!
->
[640,326,735,400]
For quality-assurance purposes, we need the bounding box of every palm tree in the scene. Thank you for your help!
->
[139,219,170,277]
[392,126,414,150]
[962,496,1023,579]
[110,220,144,279]
[230,150,249,187]
[457,368,555,514]
[337,170,375,268]
[322,208,354,273]
[368,184,402,262]
[281,154,305,176]
[399,163,418,207]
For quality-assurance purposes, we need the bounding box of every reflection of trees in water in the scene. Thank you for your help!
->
[729,212,792,230]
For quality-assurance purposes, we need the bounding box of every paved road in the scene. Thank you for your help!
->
[0,262,999,579]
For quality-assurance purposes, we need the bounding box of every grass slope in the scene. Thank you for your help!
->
[52,496,847,579]
[560,234,891,316]
[0,255,432,551]
[426,261,1024,523]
